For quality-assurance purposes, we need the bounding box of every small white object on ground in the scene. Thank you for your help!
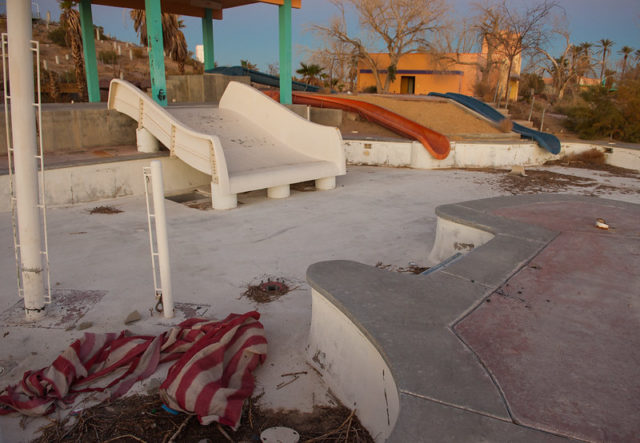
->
[124,310,142,325]
[260,426,300,443]
[595,218,609,230]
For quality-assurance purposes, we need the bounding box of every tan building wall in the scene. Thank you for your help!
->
[357,46,521,100]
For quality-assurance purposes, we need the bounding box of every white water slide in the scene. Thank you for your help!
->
[107,80,346,209]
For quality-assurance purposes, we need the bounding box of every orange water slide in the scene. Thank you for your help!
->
[265,91,450,160]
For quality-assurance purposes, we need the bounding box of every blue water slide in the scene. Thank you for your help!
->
[205,66,320,92]
[429,92,561,155]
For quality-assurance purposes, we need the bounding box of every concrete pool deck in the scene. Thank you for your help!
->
[307,194,640,441]
[0,166,639,441]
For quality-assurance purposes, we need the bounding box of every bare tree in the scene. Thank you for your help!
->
[472,2,507,88]
[267,62,279,77]
[313,0,447,93]
[309,35,358,91]
[428,17,483,70]
[476,0,559,100]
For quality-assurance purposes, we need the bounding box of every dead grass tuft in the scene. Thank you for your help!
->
[89,206,123,215]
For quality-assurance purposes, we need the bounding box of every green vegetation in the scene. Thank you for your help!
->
[98,50,118,64]
[47,27,68,47]
[131,47,144,58]
[565,74,640,142]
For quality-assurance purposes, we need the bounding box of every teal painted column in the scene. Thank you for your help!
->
[278,0,292,105]
[201,8,214,71]
[78,0,100,102]
[145,0,167,106]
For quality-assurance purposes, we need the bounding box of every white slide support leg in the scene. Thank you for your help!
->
[211,182,237,210]
[136,127,160,153]
[315,176,336,191]
[267,184,290,199]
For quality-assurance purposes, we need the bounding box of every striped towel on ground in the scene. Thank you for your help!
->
[0,311,267,430]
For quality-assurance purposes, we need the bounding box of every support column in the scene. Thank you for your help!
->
[78,0,100,102]
[278,0,292,105]
[7,0,45,320]
[145,0,167,106]
[201,8,214,71]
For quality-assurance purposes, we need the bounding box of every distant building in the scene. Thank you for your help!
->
[356,39,521,100]
[195,44,204,64]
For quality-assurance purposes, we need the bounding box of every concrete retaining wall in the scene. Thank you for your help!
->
[166,73,250,104]
[345,139,640,172]
[0,103,137,155]
[0,155,210,212]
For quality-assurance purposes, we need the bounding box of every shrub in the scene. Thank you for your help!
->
[520,73,545,99]
[564,82,640,142]
[59,70,76,83]
[473,81,493,101]
[98,50,118,64]
[362,85,377,93]
[48,27,68,47]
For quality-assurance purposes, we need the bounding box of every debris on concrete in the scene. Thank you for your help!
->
[276,371,307,390]
[76,322,93,330]
[89,205,123,214]
[595,218,609,230]
[509,165,527,176]
[375,262,429,274]
[244,279,291,304]
[32,394,373,443]
[124,310,142,325]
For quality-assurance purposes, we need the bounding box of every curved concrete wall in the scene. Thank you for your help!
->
[307,289,400,442]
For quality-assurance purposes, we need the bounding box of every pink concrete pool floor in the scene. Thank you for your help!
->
[455,200,640,441]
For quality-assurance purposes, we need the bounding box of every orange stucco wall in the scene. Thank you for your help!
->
[357,50,521,99]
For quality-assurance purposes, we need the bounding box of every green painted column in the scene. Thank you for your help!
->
[78,0,100,102]
[201,8,214,71]
[278,0,292,105]
[145,0,167,106]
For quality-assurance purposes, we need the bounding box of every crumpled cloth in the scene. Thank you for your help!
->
[0,311,267,429]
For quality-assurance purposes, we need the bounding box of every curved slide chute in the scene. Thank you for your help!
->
[266,91,451,160]
[430,92,561,155]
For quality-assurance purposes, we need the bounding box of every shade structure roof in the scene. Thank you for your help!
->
[89,0,301,19]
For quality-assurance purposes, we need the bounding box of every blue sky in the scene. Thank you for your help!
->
[29,0,640,72]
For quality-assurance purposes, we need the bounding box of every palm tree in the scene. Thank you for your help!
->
[59,1,86,100]
[240,60,257,71]
[577,42,594,77]
[618,46,634,78]
[130,10,188,74]
[597,38,615,83]
[296,62,324,86]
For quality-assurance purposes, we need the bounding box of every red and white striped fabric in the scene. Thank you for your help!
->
[0,312,267,429]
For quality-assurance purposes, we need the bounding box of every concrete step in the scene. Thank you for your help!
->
[514,119,535,129]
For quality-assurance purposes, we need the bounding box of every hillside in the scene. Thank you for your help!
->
[0,15,202,102]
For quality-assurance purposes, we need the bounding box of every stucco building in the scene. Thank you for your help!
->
[356,41,521,100]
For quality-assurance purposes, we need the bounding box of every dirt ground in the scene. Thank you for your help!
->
[455,147,640,196]
[337,94,504,140]
[32,393,373,443]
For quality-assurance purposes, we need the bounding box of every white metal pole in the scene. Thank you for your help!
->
[7,0,46,320]
[150,160,174,318]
